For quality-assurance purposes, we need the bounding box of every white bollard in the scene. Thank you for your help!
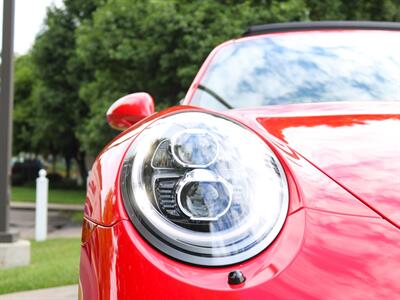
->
[35,169,49,241]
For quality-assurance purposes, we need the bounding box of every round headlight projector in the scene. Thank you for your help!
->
[176,169,232,221]
[121,112,288,266]
[171,129,219,168]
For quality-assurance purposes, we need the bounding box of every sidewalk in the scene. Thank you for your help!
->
[0,285,78,300]
[10,205,82,239]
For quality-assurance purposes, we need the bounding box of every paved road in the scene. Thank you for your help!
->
[10,208,81,239]
[0,285,78,300]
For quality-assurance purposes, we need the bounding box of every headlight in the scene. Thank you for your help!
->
[121,112,288,266]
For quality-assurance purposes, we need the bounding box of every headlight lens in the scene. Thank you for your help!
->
[121,112,288,266]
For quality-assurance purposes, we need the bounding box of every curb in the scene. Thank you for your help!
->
[10,202,83,212]
[0,285,78,300]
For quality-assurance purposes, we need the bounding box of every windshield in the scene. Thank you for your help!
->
[190,30,400,110]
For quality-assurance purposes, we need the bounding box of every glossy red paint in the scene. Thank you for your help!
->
[81,210,400,299]
[106,92,155,130]
[80,103,399,299]
[238,101,400,227]
[81,28,400,299]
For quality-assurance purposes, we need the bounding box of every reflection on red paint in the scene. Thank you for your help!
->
[80,101,400,299]
[256,104,400,227]
[259,114,400,141]
[80,209,400,299]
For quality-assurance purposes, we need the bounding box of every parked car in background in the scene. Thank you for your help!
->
[12,158,44,186]
[79,22,400,299]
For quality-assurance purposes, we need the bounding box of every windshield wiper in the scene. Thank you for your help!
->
[197,84,234,109]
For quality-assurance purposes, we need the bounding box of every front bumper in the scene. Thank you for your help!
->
[80,207,400,300]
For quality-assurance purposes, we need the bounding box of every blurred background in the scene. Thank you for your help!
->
[11,0,400,189]
[1,0,400,297]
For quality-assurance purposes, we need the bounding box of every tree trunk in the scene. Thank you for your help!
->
[52,154,57,173]
[65,156,72,179]
[75,151,87,186]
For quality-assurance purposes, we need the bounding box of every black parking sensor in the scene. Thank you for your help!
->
[228,270,246,285]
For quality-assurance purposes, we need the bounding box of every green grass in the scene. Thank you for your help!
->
[12,186,85,205]
[0,238,80,295]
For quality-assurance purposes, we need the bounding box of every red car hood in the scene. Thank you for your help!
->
[232,101,400,227]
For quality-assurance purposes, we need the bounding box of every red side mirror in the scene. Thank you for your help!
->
[106,92,155,130]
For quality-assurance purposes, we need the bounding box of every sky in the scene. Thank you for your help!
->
[12,0,63,54]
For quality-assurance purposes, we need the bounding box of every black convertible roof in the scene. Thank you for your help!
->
[243,21,400,36]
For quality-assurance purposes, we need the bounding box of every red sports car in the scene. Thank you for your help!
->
[79,22,400,299]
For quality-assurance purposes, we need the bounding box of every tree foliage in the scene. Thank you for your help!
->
[14,0,400,163]
[75,0,309,153]
[13,55,36,154]
[13,1,99,178]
